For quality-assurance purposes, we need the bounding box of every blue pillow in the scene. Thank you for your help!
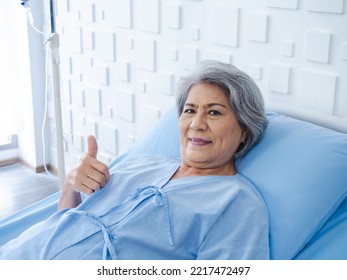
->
[236,113,347,259]
[114,107,347,260]
[294,197,347,260]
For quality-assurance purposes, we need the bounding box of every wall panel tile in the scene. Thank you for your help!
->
[96,65,110,85]
[306,0,344,14]
[268,63,291,94]
[138,104,161,137]
[140,0,160,33]
[281,41,294,57]
[166,3,181,29]
[191,26,200,41]
[299,69,337,114]
[250,65,262,80]
[99,123,118,154]
[56,0,70,13]
[96,31,116,62]
[248,13,269,43]
[83,29,95,51]
[118,61,131,82]
[105,106,113,118]
[86,118,98,138]
[137,80,147,93]
[73,132,84,152]
[182,46,199,70]
[210,5,239,47]
[85,3,96,22]
[115,90,135,122]
[66,57,73,74]
[65,26,83,54]
[306,30,332,64]
[170,48,179,61]
[115,0,133,29]
[159,71,174,96]
[267,0,298,10]
[64,80,72,105]
[78,114,86,127]
[127,37,134,49]
[74,86,85,107]
[85,86,102,116]
[138,38,156,72]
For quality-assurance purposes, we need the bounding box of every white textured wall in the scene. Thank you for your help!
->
[51,0,347,170]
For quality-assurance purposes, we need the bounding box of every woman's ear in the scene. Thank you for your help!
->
[240,129,248,144]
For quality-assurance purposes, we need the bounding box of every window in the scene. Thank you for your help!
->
[0,2,25,159]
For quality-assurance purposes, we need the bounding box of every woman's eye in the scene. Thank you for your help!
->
[208,110,221,116]
[183,108,195,114]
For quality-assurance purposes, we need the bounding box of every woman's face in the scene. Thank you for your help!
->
[179,83,246,172]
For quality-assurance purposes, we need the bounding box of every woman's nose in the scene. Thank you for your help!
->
[190,114,208,131]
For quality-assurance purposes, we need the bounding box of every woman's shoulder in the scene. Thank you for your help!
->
[231,173,266,202]
[192,173,268,216]
[233,173,269,219]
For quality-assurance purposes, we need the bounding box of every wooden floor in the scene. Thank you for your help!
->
[0,163,59,219]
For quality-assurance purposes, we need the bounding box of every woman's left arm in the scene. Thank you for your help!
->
[196,195,270,260]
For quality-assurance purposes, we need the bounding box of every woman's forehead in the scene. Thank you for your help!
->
[186,83,230,104]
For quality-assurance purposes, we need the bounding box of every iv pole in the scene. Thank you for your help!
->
[22,0,65,188]
[48,0,66,189]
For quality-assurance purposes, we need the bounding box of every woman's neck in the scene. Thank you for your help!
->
[171,162,237,180]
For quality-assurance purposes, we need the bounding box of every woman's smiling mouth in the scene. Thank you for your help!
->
[189,137,213,146]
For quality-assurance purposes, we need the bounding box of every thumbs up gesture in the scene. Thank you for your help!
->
[59,135,111,209]
[87,134,99,158]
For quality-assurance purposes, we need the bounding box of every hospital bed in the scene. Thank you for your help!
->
[0,107,346,260]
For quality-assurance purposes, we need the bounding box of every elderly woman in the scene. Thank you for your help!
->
[0,60,269,260]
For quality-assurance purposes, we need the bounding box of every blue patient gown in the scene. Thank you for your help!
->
[0,155,269,260]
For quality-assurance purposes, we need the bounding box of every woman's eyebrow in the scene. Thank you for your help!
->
[207,103,227,108]
[184,103,227,108]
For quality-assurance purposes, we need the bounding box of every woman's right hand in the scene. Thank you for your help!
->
[58,135,110,210]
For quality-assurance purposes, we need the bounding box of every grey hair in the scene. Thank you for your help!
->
[176,60,268,158]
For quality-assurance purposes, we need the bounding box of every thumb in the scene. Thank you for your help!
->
[87,135,98,158]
